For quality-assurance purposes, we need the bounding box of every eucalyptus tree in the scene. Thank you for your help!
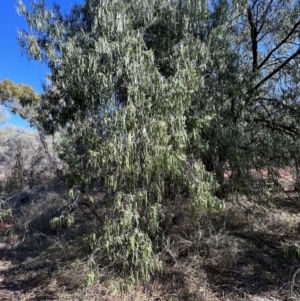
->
[0,79,40,119]
[18,0,226,282]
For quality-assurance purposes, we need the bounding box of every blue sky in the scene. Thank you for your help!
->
[0,0,78,129]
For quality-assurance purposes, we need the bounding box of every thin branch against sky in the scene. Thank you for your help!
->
[0,0,77,128]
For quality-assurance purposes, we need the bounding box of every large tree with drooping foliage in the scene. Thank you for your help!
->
[18,0,226,283]
[17,0,300,283]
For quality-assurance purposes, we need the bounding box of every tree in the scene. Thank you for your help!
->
[18,0,225,283]
[17,0,300,283]
[195,0,300,195]
[0,79,60,171]
[0,125,42,191]
[0,79,40,120]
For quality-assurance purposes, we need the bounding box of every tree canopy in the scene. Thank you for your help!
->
[0,79,41,121]
[17,0,300,283]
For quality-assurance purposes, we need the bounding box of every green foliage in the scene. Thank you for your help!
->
[17,0,300,286]
[281,242,300,259]
[50,214,75,230]
[190,0,300,196]
[18,0,226,284]
[0,195,12,222]
[86,270,96,287]
[0,79,40,121]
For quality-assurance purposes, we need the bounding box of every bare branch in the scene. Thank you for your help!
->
[252,46,300,92]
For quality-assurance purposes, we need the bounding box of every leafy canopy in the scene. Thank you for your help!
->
[0,79,40,121]
[18,0,227,283]
[17,0,300,284]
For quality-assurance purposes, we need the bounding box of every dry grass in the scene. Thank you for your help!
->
[0,173,300,300]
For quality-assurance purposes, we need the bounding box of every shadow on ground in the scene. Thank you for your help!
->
[271,191,300,214]
[202,228,300,299]
[1,186,300,300]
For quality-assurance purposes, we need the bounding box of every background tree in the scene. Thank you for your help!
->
[0,79,40,120]
[0,79,61,170]
[197,0,300,195]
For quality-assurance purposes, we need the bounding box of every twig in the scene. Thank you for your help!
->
[290,266,300,297]
[81,194,102,223]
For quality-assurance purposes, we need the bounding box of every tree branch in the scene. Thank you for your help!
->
[251,46,300,92]
[257,0,275,35]
[258,20,300,70]
[247,6,258,72]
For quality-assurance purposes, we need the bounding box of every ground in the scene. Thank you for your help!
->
[0,170,300,300]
